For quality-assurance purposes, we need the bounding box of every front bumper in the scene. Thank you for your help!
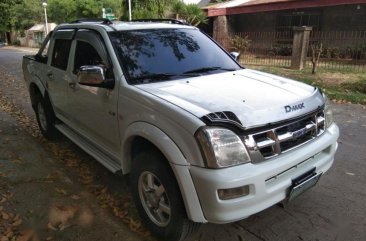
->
[190,123,339,224]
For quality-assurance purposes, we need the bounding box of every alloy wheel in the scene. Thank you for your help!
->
[138,171,171,227]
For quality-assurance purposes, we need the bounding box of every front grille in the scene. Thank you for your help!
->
[244,110,326,162]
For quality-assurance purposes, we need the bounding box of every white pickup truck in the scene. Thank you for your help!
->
[23,19,339,241]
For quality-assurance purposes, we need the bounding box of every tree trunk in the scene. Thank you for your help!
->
[6,32,11,45]
[310,43,323,75]
[312,62,317,74]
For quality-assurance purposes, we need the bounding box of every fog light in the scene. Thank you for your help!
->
[218,185,250,200]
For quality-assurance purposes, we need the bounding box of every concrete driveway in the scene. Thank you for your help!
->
[0,47,365,241]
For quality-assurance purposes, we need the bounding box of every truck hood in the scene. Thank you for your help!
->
[136,69,325,129]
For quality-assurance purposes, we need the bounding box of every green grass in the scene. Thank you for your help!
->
[247,65,366,105]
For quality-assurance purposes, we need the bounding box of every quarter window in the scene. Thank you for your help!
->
[51,39,72,70]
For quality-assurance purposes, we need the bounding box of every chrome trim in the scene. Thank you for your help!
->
[244,110,326,163]
[256,138,276,149]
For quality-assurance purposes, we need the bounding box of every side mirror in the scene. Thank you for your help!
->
[230,52,240,61]
[77,65,114,89]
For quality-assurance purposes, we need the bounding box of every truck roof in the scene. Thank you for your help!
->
[56,19,197,32]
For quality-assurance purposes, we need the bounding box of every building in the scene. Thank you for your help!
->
[205,0,366,36]
[23,23,57,48]
[183,0,211,6]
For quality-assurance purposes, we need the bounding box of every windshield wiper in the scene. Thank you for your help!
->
[183,67,238,74]
[130,73,198,84]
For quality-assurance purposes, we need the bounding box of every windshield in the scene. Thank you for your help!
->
[109,28,242,84]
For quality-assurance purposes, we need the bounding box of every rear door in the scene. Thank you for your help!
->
[46,29,75,120]
[66,29,120,155]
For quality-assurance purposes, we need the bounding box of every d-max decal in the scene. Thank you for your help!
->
[285,103,305,113]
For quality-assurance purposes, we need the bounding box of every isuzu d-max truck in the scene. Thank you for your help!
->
[23,19,339,241]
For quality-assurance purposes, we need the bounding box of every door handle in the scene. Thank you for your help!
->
[47,71,53,79]
[108,111,116,116]
[69,83,76,89]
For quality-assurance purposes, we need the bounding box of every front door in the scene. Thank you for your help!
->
[66,30,120,155]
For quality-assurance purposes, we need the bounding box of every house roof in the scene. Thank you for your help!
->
[28,23,57,32]
[206,0,297,9]
[206,0,366,17]
[28,24,44,32]
[183,0,211,6]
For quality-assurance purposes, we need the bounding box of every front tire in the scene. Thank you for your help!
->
[34,94,59,140]
[130,149,200,241]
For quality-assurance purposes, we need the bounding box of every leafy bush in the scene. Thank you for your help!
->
[330,47,340,59]
[346,44,366,60]
[320,47,340,59]
[13,39,21,46]
[230,35,251,53]
[20,30,26,38]
[320,45,366,60]
[270,44,292,56]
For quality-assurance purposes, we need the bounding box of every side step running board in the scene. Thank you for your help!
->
[55,123,121,173]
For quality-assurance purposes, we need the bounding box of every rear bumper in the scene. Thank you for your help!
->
[190,123,339,224]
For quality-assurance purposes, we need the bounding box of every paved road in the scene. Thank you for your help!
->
[0,47,365,241]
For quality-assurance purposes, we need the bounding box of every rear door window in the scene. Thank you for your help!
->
[51,39,72,71]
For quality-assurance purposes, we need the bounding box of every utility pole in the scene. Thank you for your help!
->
[42,1,49,36]
[102,8,106,18]
[128,0,132,21]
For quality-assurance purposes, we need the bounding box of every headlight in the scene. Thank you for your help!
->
[324,95,334,128]
[195,128,250,168]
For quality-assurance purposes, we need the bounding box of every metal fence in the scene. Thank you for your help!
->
[213,30,366,72]
[234,31,292,67]
[307,31,366,71]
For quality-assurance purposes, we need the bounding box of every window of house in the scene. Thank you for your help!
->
[51,39,72,70]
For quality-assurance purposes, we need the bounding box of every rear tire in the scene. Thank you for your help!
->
[34,94,59,140]
[130,149,200,241]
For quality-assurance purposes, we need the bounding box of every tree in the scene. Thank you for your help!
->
[170,1,207,26]
[12,0,43,30]
[183,4,208,26]
[0,0,124,43]
[0,0,28,43]
[47,0,123,24]
[171,1,185,20]
[77,0,103,19]
[120,0,171,20]
[0,0,19,33]
[47,0,77,24]
[311,42,323,74]
[120,0,207,26]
